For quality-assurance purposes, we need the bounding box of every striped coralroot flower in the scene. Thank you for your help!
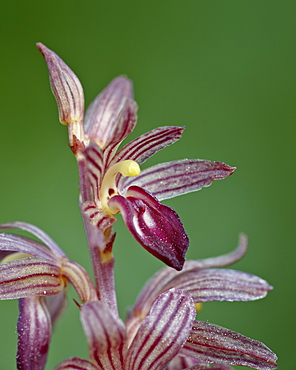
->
[0,44,277,370]
[56,237,277,370]
[37,43,235,271]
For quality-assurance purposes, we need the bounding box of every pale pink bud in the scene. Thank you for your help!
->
[37,43,84,126]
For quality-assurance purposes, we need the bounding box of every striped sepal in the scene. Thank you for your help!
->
[163,268,273,303]
[0,221,66,258]
[125,289,195,370]
[0,256,64,299]
[131,235,248,318]
[84,76,134,147]
[0,233,58,262]
[103,98,138,166]
[17,296,51,370]
[120,159,236,201]
[181,321,278,369]
[80,301,127,370]
[112,126,185,167]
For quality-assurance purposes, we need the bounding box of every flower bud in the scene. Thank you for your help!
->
[37,43,84,126]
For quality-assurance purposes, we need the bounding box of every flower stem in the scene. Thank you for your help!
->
[82,215,118,316]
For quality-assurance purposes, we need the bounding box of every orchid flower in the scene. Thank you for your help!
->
[54,237,277,370]
[0,222,97,369]
[37,43,235,274]
[0,221,97,304]
[0,43,277,369]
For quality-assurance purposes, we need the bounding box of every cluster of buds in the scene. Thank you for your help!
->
[0,44,277,370]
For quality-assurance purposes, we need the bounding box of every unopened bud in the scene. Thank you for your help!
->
[37,43,84,126]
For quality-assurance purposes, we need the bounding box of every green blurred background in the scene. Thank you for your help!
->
[1,1,295,369]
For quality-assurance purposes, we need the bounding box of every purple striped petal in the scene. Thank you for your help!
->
[108,186,189,270]
[112,126,184,166]
[120,159,236,200]
[163,268,273,303]
[181,233,248,272]
[61,259,97,303]
[80,301,127,370]
[37,43,84,126]
[103,98,138,164]
[0,257,64,299]
[0,221,66,258]
[17,296,51,370]
[84,76,135,147]
[83,143,104,196]
[129,234,248,318]
[125,289,196,370]
[54,357,101,370]
[0,234,57,262]
[181,321,278,369]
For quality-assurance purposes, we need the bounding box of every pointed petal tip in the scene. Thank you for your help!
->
[209,161,236,181]
[84,75,136,146]
[229,165,236,173]
[108,75,134,98]
[36,43,56,61]
[222,163,236,175]
[36,42,46,54]
[215,161,236,176]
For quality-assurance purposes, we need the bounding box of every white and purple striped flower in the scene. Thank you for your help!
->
[0,44,278,370]
[37,43,235,271]
[0,222,98,369]
[54,237,277,370]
